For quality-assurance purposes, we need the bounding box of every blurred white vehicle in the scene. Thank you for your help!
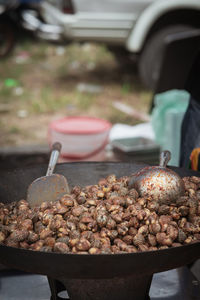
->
[22,0,200,88]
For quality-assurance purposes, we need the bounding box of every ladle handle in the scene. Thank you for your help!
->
[159,150,171,168]
[46,142,62,176]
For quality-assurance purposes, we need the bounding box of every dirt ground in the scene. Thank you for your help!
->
[0,39,152,148]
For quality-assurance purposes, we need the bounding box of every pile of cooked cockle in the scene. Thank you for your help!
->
[0,174,200,254]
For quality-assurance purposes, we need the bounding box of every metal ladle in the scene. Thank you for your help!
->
[128,150,185,204]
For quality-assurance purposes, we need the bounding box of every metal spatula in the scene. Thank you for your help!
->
[27,142,70,208]
[128,150,185,204]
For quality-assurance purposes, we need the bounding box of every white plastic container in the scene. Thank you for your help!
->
[48,116,112,159]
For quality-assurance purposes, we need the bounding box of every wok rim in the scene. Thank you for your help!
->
[0,240,200,279]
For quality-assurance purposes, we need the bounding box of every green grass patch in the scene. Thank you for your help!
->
[30,88,74,113]
[9,126,21,134]
[74,92,95,110]
[121,82,132,95]
[0,86,14,101]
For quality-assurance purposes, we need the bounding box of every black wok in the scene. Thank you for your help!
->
[0,162,200,300]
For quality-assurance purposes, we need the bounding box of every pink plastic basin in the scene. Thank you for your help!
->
[48,116,112,158]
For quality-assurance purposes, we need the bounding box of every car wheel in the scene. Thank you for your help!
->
[138,25,194,90]
[0,20,15,58]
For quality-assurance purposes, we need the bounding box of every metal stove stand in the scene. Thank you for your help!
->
[0,266,200,300]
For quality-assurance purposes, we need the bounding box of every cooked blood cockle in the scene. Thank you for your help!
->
[0,175,200,254]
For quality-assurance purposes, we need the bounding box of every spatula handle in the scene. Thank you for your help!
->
[46,142,62,176]
[159,150,171,168]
